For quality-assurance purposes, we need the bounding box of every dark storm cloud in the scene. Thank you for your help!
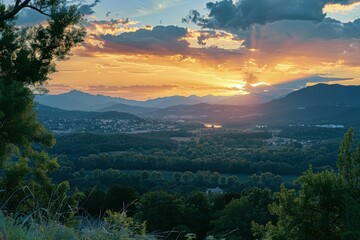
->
[81,24,245,66]
[184,0,360,30]
[242,17,360,51]
[182,0,360,54]
[100,25,190,55]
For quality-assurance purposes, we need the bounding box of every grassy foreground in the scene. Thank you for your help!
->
[0,211,155,240]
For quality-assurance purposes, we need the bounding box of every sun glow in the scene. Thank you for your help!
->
[251,82,270,87]
[233,82,246,90]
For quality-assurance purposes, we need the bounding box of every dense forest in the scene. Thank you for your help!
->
[43,129,357,239]
[2,127,360,239]
[50,130,339,176]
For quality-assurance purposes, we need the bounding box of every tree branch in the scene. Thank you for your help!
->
[15,0,22,8]
[25,5,51,18]
[0,0,32,22]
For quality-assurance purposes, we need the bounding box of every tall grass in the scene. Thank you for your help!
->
[0,186,156,240]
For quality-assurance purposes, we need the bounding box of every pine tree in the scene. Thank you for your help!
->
[0,0,85,214]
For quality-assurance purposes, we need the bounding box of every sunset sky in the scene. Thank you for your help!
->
[20,0,360,100]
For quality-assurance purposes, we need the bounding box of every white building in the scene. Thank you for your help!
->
[206,187,224,195]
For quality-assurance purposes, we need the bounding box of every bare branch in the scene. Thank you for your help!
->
[15,0,22,8]
[0,0,32,22]
[25,4,51,18]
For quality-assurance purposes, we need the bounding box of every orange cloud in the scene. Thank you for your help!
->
[87,84,176,92]
[86,18,141,36]
[324,2,360,13]
[183,29,244,49]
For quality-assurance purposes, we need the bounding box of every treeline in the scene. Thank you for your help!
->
[52,167,287,195]
[74,151,299,174]
[52,132,339,175]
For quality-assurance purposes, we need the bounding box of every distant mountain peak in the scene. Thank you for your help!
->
[67,89,85,94]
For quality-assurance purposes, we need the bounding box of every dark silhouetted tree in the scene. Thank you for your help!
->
[104,185,139,215]
[0,0,85,212]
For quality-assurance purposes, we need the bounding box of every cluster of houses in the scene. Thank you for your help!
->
[43,118,177,134]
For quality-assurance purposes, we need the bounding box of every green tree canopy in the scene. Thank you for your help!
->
[136,191,185,233]
[255,128,360,240]
[0,0,85,212]
[211,188,274,240]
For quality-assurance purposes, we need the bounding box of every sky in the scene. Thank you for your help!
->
[17,0,360,100]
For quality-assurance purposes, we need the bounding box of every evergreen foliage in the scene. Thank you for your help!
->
[254,128,360,240]
[0,0,85,217]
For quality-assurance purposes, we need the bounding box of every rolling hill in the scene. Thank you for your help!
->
[145,84,360,127]
[36,104,142,121]
[36,90,117,111]
[256,84,360,125]
[97,103,158,115]
[263,84,360,110]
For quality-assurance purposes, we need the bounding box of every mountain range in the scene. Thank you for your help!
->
[35,90,275,112]
[146,84,360,126]
[36,104,142,121]
[36,84,360,127]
